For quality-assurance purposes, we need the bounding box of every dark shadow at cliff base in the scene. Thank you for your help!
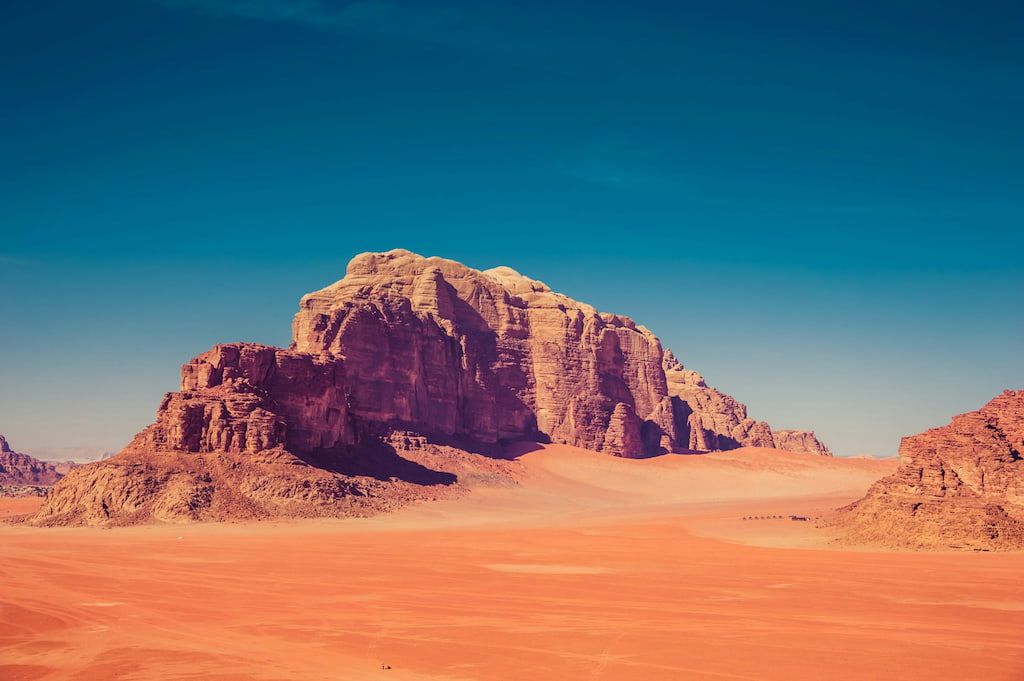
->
[500,440,714,460]
[295,441,458,487]
[434,433,550,460]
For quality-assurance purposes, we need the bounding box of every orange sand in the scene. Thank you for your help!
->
[2,445,1023,680]
[0,496,44,520]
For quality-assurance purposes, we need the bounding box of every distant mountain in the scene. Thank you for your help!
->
[27,249,828,526]
[0,435,66,493]
[23,445,115,463]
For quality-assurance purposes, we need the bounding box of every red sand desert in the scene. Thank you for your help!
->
[3,445,1023,681]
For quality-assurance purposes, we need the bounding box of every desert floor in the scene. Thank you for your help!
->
[2,445,1023,681]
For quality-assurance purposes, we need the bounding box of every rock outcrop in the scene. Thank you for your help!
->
[835,390,1024,550]
[662,352,831,455]
[28,249,829,526]
[140,343,354,455]
[771,430,832,457]
[0,436,65,493]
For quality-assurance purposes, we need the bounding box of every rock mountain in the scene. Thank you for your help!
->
[0,435,66,494]
[836,390,1024,550]
[29,250,828,526]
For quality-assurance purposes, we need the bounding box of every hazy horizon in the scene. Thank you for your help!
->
[2,1,1022,457]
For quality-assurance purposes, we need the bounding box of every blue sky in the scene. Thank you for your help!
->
[1,0,1021,458]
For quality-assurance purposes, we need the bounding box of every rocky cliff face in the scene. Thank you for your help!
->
[291,250,677,456]
[293,249,829,458]
[835,390,1024,550]
[134,343,354,456]
[0,435,65,493]
[28,249,829,526]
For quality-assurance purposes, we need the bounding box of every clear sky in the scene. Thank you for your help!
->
[1,0,1021,458]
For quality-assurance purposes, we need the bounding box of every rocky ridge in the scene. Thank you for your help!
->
[27,249,829,526]
[0,435,67,496]
[834,390,1024,550]
[661,352,830,455]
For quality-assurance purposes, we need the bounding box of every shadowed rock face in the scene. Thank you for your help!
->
[836,390,1024,550]
[27,249,829,526]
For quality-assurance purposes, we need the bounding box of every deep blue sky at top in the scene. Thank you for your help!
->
[1,0,1021,457]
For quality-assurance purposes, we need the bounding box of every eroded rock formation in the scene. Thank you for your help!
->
[835,390,1024,550]
[28,249,829,526]
[662,352,831,455]
[141,343,354,455]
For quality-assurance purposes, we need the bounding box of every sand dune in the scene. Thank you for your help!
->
[2,445,1022,680]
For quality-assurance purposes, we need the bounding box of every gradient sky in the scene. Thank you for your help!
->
[1,0,1021,458]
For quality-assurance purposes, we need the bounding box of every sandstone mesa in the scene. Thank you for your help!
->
[835,390,1024,551]
[27,249,829,526]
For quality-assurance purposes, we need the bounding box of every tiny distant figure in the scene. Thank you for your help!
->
[790,515,809,521]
